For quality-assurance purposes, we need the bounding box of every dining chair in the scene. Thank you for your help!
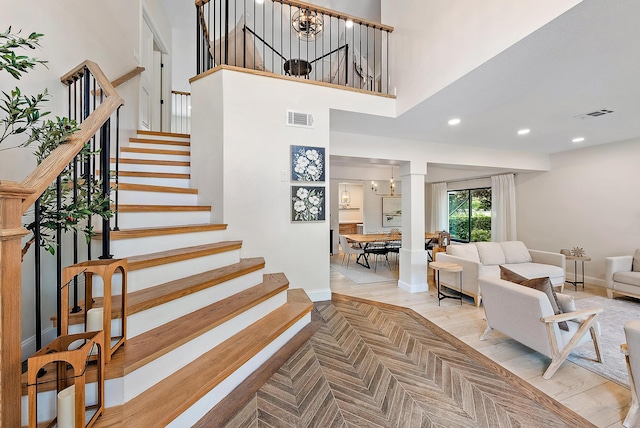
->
[426,230,441,261]
[339,235,364,268]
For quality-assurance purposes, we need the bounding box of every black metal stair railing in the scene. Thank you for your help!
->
[29,65,120,348]
[196,0,393,94]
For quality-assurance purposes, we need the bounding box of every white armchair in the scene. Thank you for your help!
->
[606,251,640,299]
[622,320,640,427]
[480,276,602,379]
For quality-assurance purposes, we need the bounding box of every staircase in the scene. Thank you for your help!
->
[23,131,313,427]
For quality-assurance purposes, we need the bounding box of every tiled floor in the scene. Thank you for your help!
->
[329,255,631,428]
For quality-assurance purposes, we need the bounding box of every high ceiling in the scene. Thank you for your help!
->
[330,0,640,155]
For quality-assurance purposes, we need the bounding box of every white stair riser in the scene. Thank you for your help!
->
[124,291,288,402]
[112,163,190,175]
[134,135,189,143]
[126,270,263,338]
[116,176,191,188]
[68,319,123,338]
[20,378,124,425]
[166,313,310,427]
[116,190,198,206]
[121,152,190,162]
[129,142,190,152]
[113,210,210,229]
[102,230,225,259]
[90,249,241,295]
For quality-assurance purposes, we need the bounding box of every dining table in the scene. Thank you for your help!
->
[343,232,438,269]
[342,233,401,269]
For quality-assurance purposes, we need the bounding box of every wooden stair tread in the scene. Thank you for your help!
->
[117,204,211,212]
[92,406,123,428]
[56,258,265,326]
[112,170,190,179]
[122,272,287,375]
[117,182,198,194]
[120,147,190,156]
[137,130,190,138]
[126,241,242,271]
[36,259,268,389]
[93,223,227,240]
[123,290,313,426]
[111,158,190,167]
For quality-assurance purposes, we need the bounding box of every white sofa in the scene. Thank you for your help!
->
[435,241,566,306]
[605,250,640,299]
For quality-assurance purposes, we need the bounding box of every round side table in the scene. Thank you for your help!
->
[430,261,463,306]
[565,255,591,290]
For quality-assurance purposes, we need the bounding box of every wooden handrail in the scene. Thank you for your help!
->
[171,90,191,96]
[22,60,125,212]
[111,66,145,89]
[195,0,394,32]
[21,97,122,212]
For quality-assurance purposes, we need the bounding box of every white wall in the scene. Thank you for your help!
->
[517,137,640,286]
[2,0,153,350]
[191,70,395,301]
[381,0,582,114]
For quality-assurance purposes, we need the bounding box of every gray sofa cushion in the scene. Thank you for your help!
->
[500,241,532,264]
[476,242,506,265]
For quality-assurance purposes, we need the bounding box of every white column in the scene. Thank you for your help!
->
[398,162,428,293]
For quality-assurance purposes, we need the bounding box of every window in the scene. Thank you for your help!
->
[448,188,491,242]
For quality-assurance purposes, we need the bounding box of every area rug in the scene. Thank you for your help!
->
[330,258,398,284]
[224,295,594,427]
[568,295,640,388]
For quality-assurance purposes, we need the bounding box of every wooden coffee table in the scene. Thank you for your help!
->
[430,261,463,306]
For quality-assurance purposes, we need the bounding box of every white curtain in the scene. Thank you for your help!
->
[491,174,516,242]
[429,182,448,232]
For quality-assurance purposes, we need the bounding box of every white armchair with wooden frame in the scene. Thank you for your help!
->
[622,320,640,427]
[479,276,603,379]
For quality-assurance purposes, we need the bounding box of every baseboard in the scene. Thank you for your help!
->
[304,288,331,302]
[398,280,428,293]
[22,326,57,361]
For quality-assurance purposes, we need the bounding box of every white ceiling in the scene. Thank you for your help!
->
[330,0,640,156]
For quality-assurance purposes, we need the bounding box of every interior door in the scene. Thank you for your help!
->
[139,19,154,130]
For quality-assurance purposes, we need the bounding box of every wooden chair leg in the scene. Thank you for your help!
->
[607,289,614,299]
[543,313,599,379]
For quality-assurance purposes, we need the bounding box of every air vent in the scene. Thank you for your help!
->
[286,110,314,128]
[574,108,615,119]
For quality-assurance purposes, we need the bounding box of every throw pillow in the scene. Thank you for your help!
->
[634,249,640,272]
[500,266,568,331]
[499,241,532,264]
[475,242,506,265]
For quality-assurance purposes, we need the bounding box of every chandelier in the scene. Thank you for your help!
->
[371,166,398,196]
[291,10,324,40]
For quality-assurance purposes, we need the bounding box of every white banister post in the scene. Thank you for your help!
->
[397,162,428,293]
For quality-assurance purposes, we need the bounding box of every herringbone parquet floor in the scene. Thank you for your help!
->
[224,296,594,427]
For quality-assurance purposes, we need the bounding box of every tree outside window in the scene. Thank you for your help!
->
[448,188,491,242]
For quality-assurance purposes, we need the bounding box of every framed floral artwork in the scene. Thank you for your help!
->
[291,145,325,182]
[382,197,402,227]
[291,186,325,222]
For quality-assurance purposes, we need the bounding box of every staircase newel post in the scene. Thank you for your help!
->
[0,181,35,428]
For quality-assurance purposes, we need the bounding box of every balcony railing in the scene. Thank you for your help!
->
[196,0,393,94]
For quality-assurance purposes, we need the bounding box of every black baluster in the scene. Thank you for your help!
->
[99,119,112,259]
[34,199,42,350]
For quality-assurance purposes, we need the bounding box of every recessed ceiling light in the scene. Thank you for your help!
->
[345,19,354,28]
[572,137,585,143]
[517,129,530,135]
[448,118,461,125]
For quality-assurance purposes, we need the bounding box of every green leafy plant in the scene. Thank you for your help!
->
[1,27,113,257]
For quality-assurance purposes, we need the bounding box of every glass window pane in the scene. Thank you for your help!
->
[448,190,470,242]
[470,189,492,242]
